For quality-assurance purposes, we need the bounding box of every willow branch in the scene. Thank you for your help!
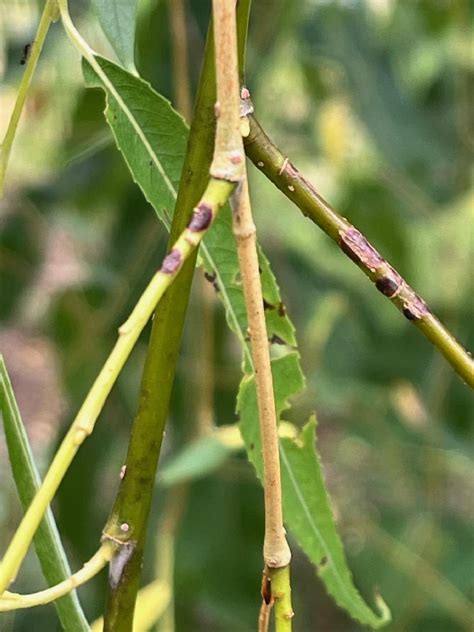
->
[231,177,290,569]
[0,541,115,611]
[244,114,474,388]
[0,0,59,193]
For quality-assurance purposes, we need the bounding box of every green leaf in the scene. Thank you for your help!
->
[82,56,295,368]
[0,356,90,632]
[81,56,389,627]
[238,353,391,629]
[158,435,236,486]
[92,0,138,71]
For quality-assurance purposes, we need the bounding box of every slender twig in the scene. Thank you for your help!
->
[231,177,291,569]
[0,541,115,611]
[168,0,192,121]
[235,2,294,627]
[0,0,59,193]
[231,175,294,629]
[244,114,474,388]
[210,0,245,182]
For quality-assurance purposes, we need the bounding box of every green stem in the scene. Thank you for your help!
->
[101,7,241,629]
[0,357,90,630]
[244,115,474,388]
[0,542,115,612]
[0,177,231,598]
[270,566,294,632]
[0,0,59,193]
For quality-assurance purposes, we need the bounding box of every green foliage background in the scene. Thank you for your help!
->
[0,1,472,630]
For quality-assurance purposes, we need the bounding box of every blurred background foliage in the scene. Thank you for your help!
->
[0,0,473,630]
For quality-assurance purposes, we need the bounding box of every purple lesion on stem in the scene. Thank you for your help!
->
[160,249,182,274]
[339,227,384,271]
[188,203,213,232]
[339,227,430,319]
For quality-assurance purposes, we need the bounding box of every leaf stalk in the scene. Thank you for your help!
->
[0,0,58,193]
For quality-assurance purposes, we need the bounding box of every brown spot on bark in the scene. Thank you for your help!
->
[339,228,383,272]
[188,204,213,232]
[402,294,428,320]
[375,274,401,297]
[161,249,181,274]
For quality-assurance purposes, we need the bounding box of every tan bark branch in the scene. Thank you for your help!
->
[231,175,291,569]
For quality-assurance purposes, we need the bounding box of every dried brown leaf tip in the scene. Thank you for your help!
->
[160,249,182,274]
[339,227,383,272]
[188,203,213,232]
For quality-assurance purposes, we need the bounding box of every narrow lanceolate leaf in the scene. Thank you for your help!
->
[82,56,390,627]
[0,356,90,632]
[91,0,138,71]
[238,353,391,629]
[82,56,295,368]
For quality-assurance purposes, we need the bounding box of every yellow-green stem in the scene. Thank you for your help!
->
[0,541,115,611]
[244,114,474,388]
[269,566,294,632]
[0,0,58,192]
[0,178,232,595]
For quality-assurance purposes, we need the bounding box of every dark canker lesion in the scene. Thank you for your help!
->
[339,227,429,321]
